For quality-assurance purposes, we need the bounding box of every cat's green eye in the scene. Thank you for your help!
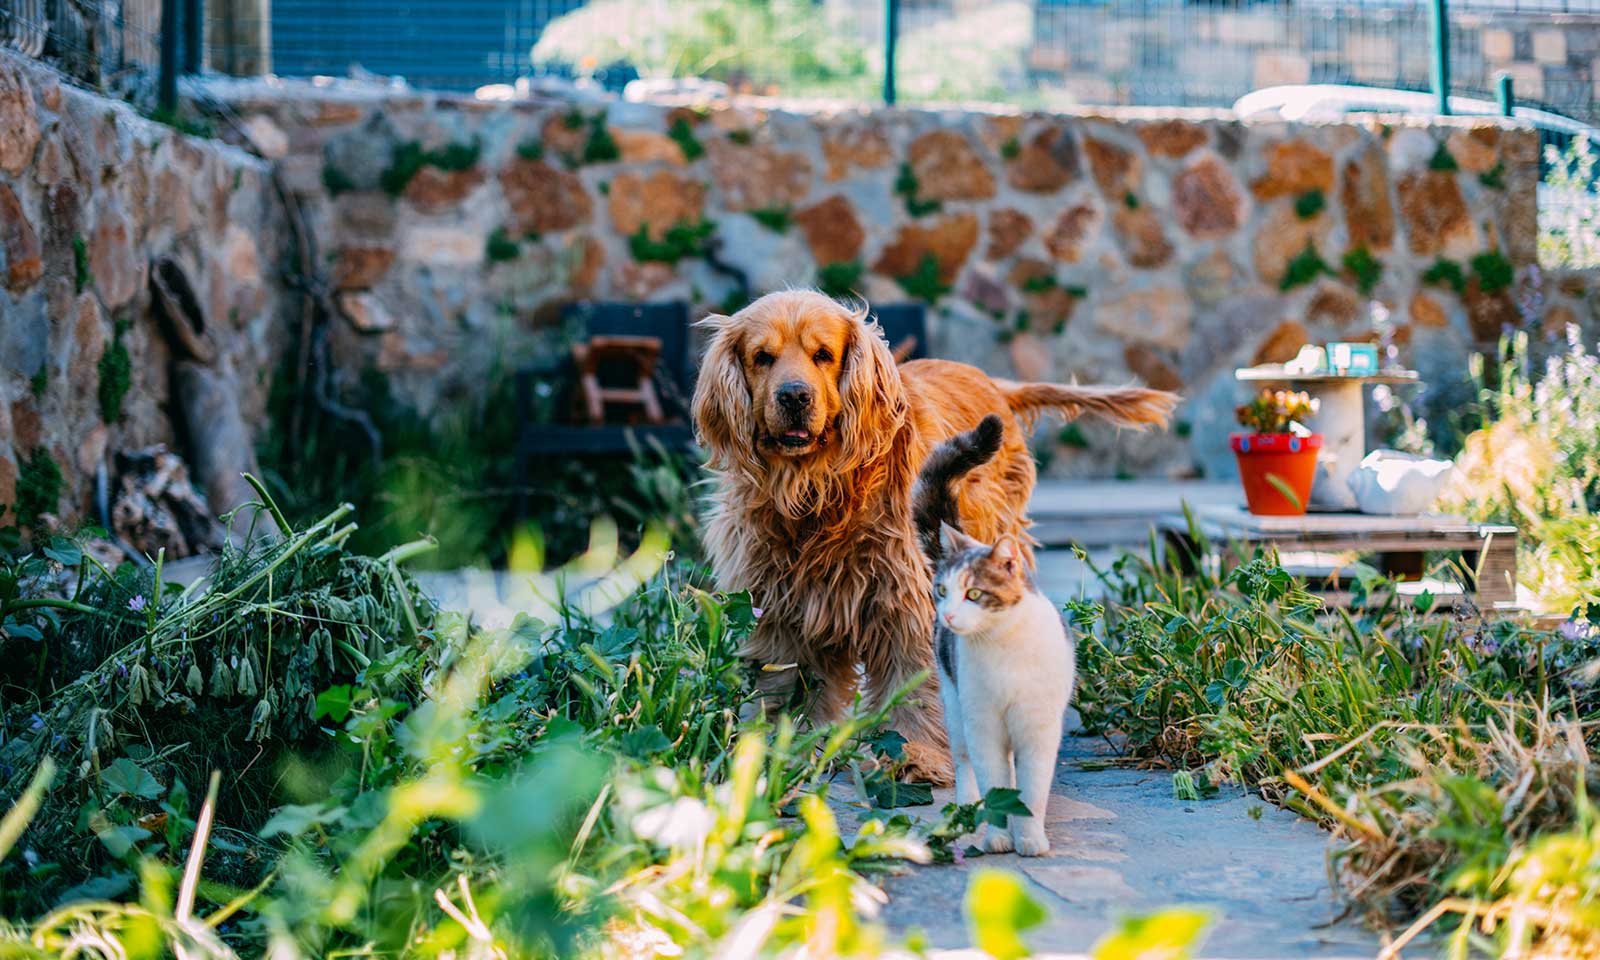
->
[935,583,947,597]
[965,588,983,601]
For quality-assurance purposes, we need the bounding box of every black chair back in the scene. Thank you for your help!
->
[870,303,928,361]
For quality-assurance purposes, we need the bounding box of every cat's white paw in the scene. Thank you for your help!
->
[982,829,1014,854]
[1014,830,1050,857]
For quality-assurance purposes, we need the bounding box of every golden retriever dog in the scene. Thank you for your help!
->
[692,290,1177,784]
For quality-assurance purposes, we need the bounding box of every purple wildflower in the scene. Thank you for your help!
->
[29,714,43,731]
[752,607,764,620]
[128,595,147,613]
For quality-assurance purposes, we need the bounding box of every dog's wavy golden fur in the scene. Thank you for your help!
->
[692,290,1177,784]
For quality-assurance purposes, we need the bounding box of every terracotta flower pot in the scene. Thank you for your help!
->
[1231,433,1323,516]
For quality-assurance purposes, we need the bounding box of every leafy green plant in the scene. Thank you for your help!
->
[1341,245,1383,295]
[894,163,941,218]
[485,228,521,263]
[1539,135,1599,268]
[322,164,357,195]
[1123,191,1140,210]
[1479,161,1506,189]
[1058,423,1090,449]
[1293,188,1324,220]
[817,259,864,298]
[629,219,716,263]
[12,447,61,532]
[1471,249,1514,294]
[749,205,792,233]
[1020,273,1058,294]
[515,139,544,162]
[97,323,131,423]
[581,112,620,164]
[893,252,950,303]
[1429,142,1459,171]
[1279,242,1330,291]
[1000,136,1021,160]
[28,368,47,399]
[380,138,483,195]
[72,235,90,293]
[667,115,704,161]
[727,128,753,146]
[1423,257,1468,294]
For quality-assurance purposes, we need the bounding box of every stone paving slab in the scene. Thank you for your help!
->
[837,736,1383,960]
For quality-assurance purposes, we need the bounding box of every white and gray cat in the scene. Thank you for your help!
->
[911,414,1076,856]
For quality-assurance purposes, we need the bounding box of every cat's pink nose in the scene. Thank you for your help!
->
[943,613,955,625]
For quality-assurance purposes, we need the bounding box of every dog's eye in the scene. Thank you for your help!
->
[753,351,775,367]
[965,588,984,601]
[813,348,833,364]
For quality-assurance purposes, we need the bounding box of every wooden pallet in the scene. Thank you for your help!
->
[1158,505,1520,609]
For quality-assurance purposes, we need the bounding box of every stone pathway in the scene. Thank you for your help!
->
[839,547,1385,960]
[839,735,1382,960]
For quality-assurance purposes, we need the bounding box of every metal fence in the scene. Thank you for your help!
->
[4,0,1599,126]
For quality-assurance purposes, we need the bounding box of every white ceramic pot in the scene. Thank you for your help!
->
[1346,450,1455,515]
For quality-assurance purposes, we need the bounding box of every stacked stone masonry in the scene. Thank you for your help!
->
[0,51,288,527]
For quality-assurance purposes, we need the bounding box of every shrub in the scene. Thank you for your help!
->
[1279,242,1330,291]
[893,164,941,218]
[1341,245,1383,295]
[97,326,131,423]
[629,220,715,263]
[749,205,792,233]
[667,115,704,161]
[1422,258,1467,294]
[1293,189,1324,220]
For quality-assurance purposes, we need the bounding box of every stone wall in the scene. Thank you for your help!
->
[214,79,1594,480]
[0,51,288,531]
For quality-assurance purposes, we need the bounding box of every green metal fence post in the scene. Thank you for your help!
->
[183,0,202,74]
[159,0,179,114]
[1497,73,1515,117]
[884,0,899,106]
[1429,0,1451,116]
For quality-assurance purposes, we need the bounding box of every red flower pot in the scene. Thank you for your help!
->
[1231,433,1323,516]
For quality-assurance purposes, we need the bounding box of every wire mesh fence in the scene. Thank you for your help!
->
[1,0,165,90]
[3,0,1598,126]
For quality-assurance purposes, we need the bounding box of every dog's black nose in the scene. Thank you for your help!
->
[776,381,813,412]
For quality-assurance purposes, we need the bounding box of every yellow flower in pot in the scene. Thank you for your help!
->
[1232,389,1322,516]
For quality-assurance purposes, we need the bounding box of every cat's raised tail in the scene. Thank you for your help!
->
[912,414,1005,563]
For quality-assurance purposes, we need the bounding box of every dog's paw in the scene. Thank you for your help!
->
[1013,830,1050,857]
[900,741,955,788]
[982,829,1014,855]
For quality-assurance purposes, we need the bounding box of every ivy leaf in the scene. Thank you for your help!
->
[866,776,934,809]
[978,787,1032,826]
[43,538,82,567]
[260,802,347,839]
[315,684,353,723]
[619,725,673,757]
[102,758,163,799]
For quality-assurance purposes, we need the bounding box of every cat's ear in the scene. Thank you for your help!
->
[940,522,977,555]
[991,535,1021,574]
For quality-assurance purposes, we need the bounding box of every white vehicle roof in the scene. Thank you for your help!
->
[1234,84,1598,139]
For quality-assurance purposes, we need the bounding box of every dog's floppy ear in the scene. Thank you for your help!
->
[835,302,907,472]
[692,314,760,474]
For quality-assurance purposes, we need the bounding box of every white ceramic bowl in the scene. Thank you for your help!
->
[1346,450,1455,515]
